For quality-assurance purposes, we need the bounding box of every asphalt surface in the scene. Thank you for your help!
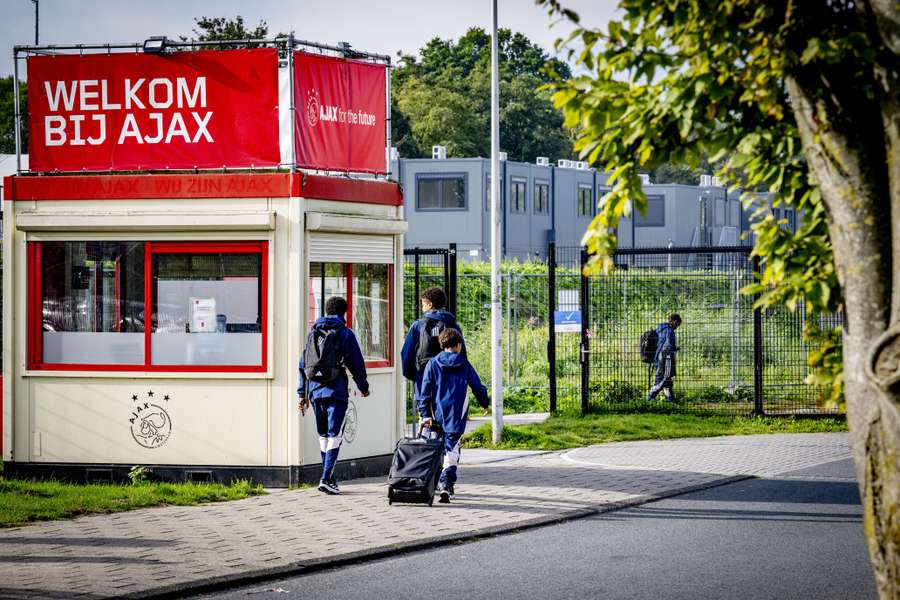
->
[190,457,875,600]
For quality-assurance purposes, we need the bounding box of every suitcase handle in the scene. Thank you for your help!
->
[418,422,443,438]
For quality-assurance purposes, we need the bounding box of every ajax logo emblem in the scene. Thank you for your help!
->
[343,400,359,444]
[129,390,172,449]
[306,89,321,127]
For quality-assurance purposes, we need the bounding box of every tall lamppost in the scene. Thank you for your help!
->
[30,0,39,45]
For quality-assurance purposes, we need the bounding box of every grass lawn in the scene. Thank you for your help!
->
[0,479,265,528]
[464,413,849,451]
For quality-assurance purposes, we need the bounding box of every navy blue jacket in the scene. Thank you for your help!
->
[653,322,677,366]
[419,351,489,434]
[400,309,465,400]
[298,315,369,401]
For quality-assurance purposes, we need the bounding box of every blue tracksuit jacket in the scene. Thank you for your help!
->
[653,322,677,366]
[400,309,465,400]
[418,351,489,434]
[298,315,369,401]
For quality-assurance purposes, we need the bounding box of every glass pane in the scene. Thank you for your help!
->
[352,264,390,363]
[636,195,666,227]
[579,188,592,216]
[152,250,262,366]
[308,263,348,326]
[417,179,441,209]
[40,241,144,365]
[536,184,549,213]
[512,182,526,212]
[442,178,466,209]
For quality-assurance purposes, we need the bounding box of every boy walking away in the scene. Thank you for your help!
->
[647,313,682,402]
[401,287,466,413]
[419,328,489,503]
[298,296,370,495]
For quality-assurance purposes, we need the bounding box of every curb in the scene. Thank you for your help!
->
[123,473,752,599]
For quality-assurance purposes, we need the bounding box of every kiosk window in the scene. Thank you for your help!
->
[308,263,348,325]
[29,240,268,372]
[309,262,393,367]
[352,264,391,365]
[150,243,264,367]
[38,241,145,365]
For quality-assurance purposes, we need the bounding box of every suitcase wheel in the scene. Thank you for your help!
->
[427,495,434,507]
[388,488,394,506]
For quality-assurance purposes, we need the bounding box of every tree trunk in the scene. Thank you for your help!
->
[787,72,900,599]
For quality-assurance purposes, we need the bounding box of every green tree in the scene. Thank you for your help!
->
[392,28,573,161]
[0,76,27,154]
[651,155,724,185]
[189,16,272,46]
[540,1,899,595]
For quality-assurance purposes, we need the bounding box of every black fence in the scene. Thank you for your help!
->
[402,242,842,418]
[549,244,841,415]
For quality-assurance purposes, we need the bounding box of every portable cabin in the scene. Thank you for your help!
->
[2,172,405,486]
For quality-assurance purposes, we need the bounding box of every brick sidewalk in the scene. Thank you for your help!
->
[0,433,850,599]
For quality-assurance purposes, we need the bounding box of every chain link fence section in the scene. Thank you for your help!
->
[403,243,842,418]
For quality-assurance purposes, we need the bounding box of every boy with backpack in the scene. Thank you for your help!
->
[645,313,682,402]
[400,287,466,411]
[298,296,370,495]
[419,328,489,503]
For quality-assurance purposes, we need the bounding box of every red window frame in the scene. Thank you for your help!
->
[308,262,393,369]
[27,240,269,373]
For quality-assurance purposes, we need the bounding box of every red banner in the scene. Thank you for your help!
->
[27,49,281,172]
[294,52,386,174]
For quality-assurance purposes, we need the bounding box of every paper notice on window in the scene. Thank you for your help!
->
[371,282,381,346]
[190,297,217,333]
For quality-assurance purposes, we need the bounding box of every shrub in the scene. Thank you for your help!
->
[499,387,549,413]
[602,380,642,404]
[128,465,150,486]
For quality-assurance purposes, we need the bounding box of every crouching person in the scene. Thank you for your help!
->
[298,296,370,495]
[419,328,489,503]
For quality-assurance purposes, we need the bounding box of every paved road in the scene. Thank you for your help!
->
[0,434,855,599]
[193,457,874,600]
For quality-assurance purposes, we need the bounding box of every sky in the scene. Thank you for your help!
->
[0,0,619,77]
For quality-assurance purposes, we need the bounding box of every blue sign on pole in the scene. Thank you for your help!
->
[554,310,582,333]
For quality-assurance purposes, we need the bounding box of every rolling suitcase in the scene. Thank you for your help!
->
[387,424,444,506]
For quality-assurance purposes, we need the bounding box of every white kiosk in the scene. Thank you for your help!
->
[1,40,406,486]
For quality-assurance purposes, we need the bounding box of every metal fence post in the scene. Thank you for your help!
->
[580,247,590,415]
[448,243,458,316]
[414,251,420,318]
[443,249,450,305]
[506,271,512,384]
[548,242,558,413]
[752,254,764,416]
[513,272,519,386]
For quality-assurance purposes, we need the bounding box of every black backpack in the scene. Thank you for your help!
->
[415,318,447,370]
[640,328,659,363]
[304,325,343,383]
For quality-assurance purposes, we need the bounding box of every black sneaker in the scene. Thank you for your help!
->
[318,479,340,495]
[446,485,455,500]
[437,482,450,503]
